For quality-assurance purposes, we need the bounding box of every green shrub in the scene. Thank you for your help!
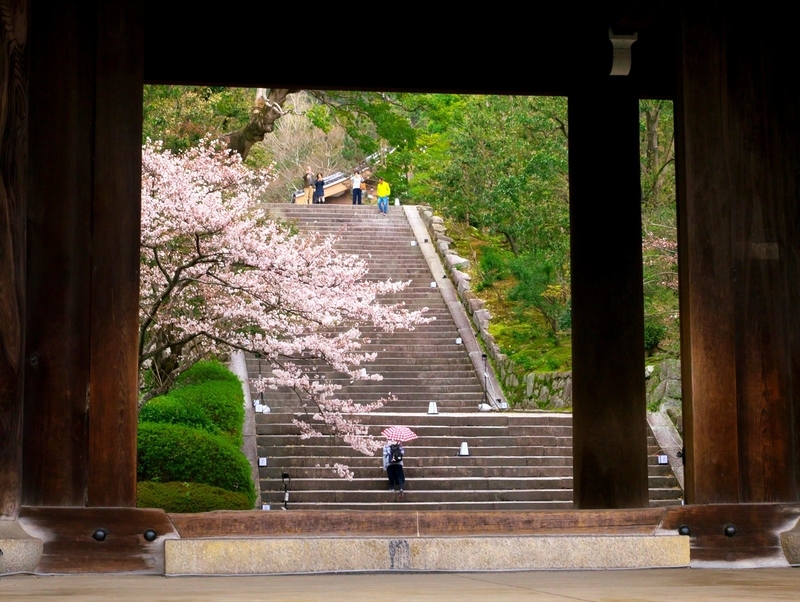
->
[175,359,240,387]
[476,246,509,290]
[170,380,244,446]
[139,394,222,436]
[137,422,255,505]
[137,481,253,513]
[644,317,667,353]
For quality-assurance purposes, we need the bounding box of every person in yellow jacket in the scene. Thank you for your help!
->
[376,178,391,214]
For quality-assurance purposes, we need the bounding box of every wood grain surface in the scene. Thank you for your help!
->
[18,506,178,573]
[0,0,27,520]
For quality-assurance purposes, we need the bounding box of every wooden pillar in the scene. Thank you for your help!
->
[0,0,28,520]
[676,9,799,503]
[569,79,649,509]
[86,0,142,507]
[23,0,142,507]
[23,1,94,506]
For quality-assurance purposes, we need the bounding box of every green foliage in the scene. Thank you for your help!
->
[640,99,676,209]
[142,85,253,153]
[476,246,510,291]
[175,359,241,387]
[507,252,570,339]
[489,320,572,375]
[170,381,244,447]
[411,95,569,260]
[137,481,253,513]
[644,317,667,354]
[137,422,255,505]
[139,395,222,437]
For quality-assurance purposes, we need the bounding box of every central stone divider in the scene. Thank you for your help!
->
[163,508,689,574]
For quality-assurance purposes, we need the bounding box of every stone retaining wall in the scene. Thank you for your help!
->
[645,358,683,434]
[418,206,683,421]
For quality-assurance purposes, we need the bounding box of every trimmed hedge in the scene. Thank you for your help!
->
[176,359,241,387]
[137,481,253,513]
[169,380,244,446]
[137,422,255,505]
[139,394,222,437]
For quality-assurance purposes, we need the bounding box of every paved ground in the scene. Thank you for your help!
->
[1,568,798,601]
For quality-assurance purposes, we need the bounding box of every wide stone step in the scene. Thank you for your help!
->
[256,423,573,437]
[259,465,574,479]
[263,489,575,505]
[264,501,576,512]
[257,473,677,493]
[256,412,574,427]
[317,373,483,383]
[263,404,484,414]
[258,435,573,448]
[261,476,574,492]
[257,455,574,469]
[257,445,574,458]
[313,386,484,396]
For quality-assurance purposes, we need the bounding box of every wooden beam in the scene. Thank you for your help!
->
[141,9,678,99]
[0,0,28,520]
[86,0,143,508]
[18,506,178,574]
[659,503,800,565]
[568,79,649,509]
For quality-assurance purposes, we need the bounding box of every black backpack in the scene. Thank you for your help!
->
[389,443,403,464]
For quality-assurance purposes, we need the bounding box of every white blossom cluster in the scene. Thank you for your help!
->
[140,139,432,475]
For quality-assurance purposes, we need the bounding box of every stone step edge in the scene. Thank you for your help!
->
[164,535,689,574]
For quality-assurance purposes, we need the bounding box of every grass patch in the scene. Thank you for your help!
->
[443,220,572,373]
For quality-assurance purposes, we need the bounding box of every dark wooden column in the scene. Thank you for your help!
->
[86,0,142,507]
[674,11,740,504]
[676,9,799,503]
[0,0,28,520]
[23,0,142,507]
[569,80,649,509]
[23,1,94,506]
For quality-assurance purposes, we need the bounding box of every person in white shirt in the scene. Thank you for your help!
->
[351,170,363,205]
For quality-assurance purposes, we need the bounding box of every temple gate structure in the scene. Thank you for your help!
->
[1,2,798,571]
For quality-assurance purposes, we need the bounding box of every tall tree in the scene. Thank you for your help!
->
[140,140,430,472]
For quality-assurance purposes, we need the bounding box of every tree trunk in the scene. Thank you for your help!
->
[644,103,662,202]
[224,88,296,160]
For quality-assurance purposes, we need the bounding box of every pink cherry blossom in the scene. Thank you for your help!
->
[140,139,431,474]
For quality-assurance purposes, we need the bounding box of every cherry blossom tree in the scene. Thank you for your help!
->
[140,139,430,472]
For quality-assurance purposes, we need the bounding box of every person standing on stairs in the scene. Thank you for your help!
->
[383,440,406,499]
[351,170,363,205]
[313,173,325,204]
[376,177,390,214]
[302,166,315,204]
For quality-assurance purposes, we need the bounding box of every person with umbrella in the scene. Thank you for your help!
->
[381,426,417,500]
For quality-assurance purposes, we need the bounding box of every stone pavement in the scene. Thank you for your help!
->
[1,568,798,601]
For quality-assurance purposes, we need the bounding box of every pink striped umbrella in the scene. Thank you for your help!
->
[381,426,418,443]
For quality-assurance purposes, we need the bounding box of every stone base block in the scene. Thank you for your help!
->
[165,535,689,575]
[0,521,44,574]
[780,521,800,565]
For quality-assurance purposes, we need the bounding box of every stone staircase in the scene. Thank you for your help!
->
[252,204,683,510]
